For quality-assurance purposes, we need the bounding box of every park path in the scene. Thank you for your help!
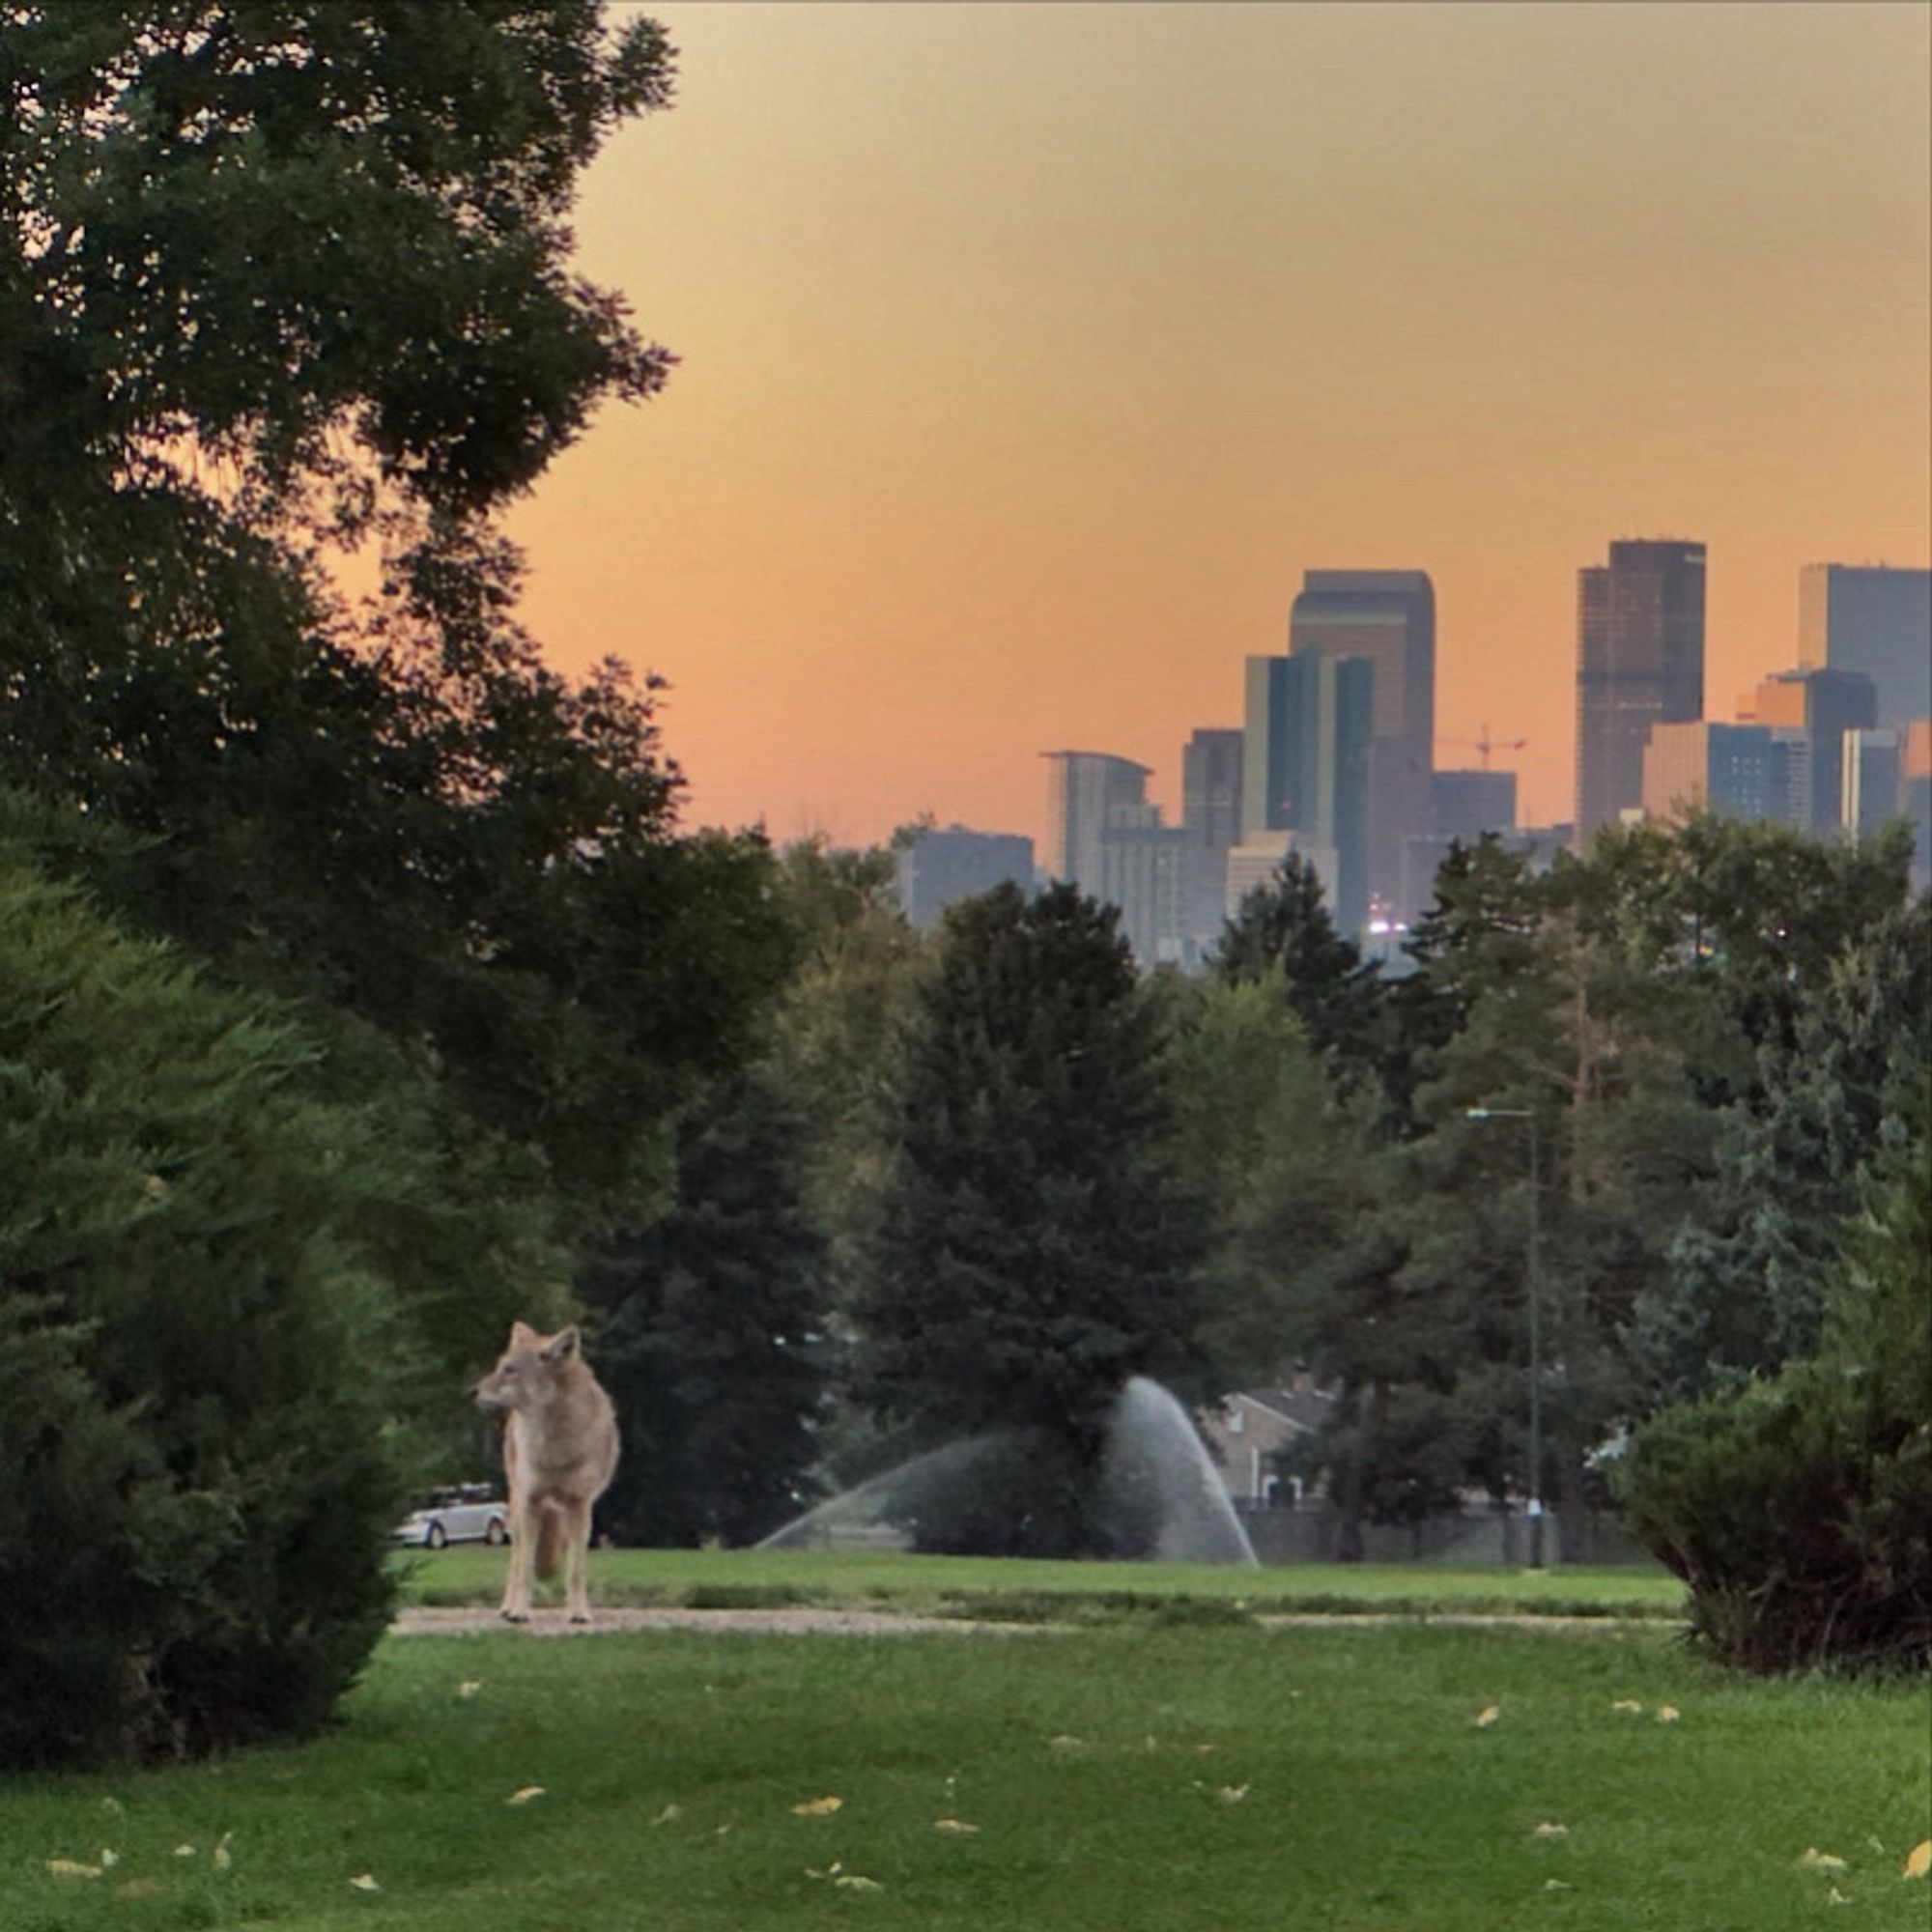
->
[390,1605,1665,1639]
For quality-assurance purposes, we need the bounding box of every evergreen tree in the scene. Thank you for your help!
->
[1637,895,1932,1397]
[0,827,406,1768]
[581,1068,830,1548]
[1616,1111,1931,1673]
[1210,855,1385,1081]
[850,884,1208,1552]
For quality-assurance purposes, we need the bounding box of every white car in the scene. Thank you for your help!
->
[394,1485,509,1549]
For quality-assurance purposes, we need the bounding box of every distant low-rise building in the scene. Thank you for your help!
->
[895,825,1035,928]
[1405,767,1520,911]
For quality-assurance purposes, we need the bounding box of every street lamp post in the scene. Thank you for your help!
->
[1466,1107,1545,1569]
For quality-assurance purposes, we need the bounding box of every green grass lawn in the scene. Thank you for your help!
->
[6,1605,1926,1930]
[396,1543,1688,1621]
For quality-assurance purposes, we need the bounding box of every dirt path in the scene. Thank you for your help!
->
[391,1605,1052,1638]
[392,1605,1668,1639]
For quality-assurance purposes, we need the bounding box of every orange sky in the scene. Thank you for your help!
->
[503,1,1930,847]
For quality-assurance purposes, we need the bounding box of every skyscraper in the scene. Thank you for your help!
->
[1240,650,1372,930]
[1798,565,1932,728]
[1041,750,1151,895]
[1241,656,1296,839]
[1288,570,1435,919]
[1179,727,1244,964]
[1181,728,1244,849]
[1575,539,1706,838]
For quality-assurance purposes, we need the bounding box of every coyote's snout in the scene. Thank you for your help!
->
[474,1321,619,1624]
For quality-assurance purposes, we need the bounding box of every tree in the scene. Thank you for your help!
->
[1165,973,1359,1382]
[1636,895,1932,1397]
[1616,1115,1930,1673]
[0,822,407,1768]
[766,836,930,1296]
[1210,855,1385,1082]
[849,883,1208,1553]
[581,1067,830,1548]
[1,6,798,1225]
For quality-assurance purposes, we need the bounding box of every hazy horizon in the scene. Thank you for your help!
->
[503,1,1930,848]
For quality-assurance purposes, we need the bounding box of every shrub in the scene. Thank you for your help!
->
[1616,1121,1931,1673]
[0,839,407,1767]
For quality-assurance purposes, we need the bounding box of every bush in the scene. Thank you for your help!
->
[1616,1122,1931,1673]
[0,839,408,1767]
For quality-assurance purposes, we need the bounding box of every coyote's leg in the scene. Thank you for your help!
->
[561,1498,597,1623]
[498,1424,534,1624]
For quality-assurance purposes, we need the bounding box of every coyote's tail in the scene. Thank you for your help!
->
[534,1508,566,1582]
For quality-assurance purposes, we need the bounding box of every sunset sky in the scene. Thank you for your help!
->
[503,1,1930,847]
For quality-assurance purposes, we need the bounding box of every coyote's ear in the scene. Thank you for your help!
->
[510,1320,540,1349]
[540,1325,580,1363]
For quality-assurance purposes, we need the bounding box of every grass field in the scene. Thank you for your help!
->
[7,1560,1928,1931]
[396,1543,1689,1621]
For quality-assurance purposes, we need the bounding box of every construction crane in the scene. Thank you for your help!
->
[1442,724,1527,771]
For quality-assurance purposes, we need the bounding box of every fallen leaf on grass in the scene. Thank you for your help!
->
[213,1833,233,1870]
[1798,1848,1847,1870]
[349,1872,381,1891]
[99,1849,120,1868]
[458,1681,484,1698]
[1609,1699,1644,1714]
[171,1845,197,1859]
[1533,1822,1570,1839]
[506,1786,546,1805]
[791,1795,842,1817]
[834,1874,885,1892]
[1828,1888,1852,1906]
[933,1818,980,1834]
[46,1860,102,1880]
[649,1804,682,1827]
[1655,1705,1681,1723]
[1904,1840,1931,1880]
[1216,1786,1251,1804]
[1473,1704,1501,1728]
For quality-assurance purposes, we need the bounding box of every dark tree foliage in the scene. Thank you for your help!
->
[1390,837,1545,1120]
[1211,853,1385,1082]
[580,1068,831,1548]
[1247,817,1917,1545]
[851,883,1209,1552]
[0,4,795,1214]
[1617,1116,1931,1674]
[1638,895,1932,1398]
[0,831,405,1768]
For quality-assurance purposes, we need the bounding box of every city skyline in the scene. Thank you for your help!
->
[496,2,1929,850]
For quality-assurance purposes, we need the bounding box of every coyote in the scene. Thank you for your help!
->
[473,1321,620,1624]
